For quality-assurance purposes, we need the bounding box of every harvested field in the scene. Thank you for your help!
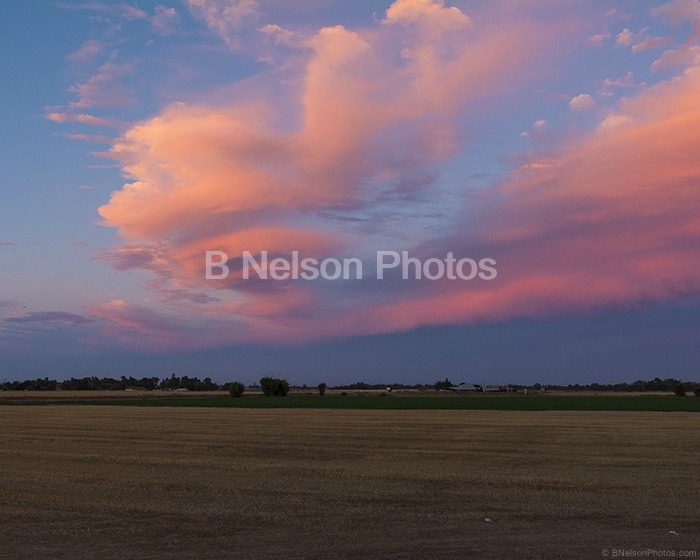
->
[0,406,698,559]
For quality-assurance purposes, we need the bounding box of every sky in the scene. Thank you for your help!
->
[1,0,699,385]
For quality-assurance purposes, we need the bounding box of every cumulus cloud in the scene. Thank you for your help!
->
[651,0,700,71]
[616,28,635,46]
[520,118,547,139]
[653,0,700,37]
[602,71,636,89]
[568,93,596,110]
[632,35,673,53]
[383,0,473,31]
[653,44,700,71]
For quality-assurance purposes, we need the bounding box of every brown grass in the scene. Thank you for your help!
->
[0,406,697,559]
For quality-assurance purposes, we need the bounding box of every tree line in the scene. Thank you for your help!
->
[0,374,220,392]
[1,375,698,393]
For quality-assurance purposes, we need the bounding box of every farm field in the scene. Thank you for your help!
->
[0,406,698,559]
[9,393,700,412]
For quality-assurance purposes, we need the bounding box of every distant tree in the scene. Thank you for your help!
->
[260,377,289,397]
[228,382,245,398]
[434,378,453,391]
[318,382,327,396]
[674,384,686,397]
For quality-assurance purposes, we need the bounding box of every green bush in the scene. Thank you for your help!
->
[228,382,245,398]
[318,382,327,396]
[260,377,289,397]
[695,388,700,397]
[674,384,686,397]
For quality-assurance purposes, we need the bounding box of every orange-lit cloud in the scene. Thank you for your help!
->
[88,0,700,348]
[356,64,700,336]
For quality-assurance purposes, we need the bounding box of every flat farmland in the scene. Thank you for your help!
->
[0,407,698,559]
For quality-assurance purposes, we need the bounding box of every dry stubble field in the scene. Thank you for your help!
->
[0,406,698,559]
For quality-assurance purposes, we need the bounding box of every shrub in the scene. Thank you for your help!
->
[695,388,700,397]
[260,377,289,397]
[318,382,327,396]
[228,382,245,398]
[341,391,348,396]
[674,384,686,397]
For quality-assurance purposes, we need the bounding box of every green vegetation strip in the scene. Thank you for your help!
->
[10,395,700,411]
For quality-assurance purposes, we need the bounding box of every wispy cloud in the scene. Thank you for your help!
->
[185,0,259,48]
[151,4,181,36]
[56,2,148,21]
[46,111,123,129]
[5,311,94,325]
[64,132,113,144]
[69,61,136,108]
[66,39,105,63]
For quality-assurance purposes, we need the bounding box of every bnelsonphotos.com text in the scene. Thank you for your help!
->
[205,251,497,281]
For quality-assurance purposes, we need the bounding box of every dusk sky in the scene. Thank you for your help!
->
[1,0,699,385]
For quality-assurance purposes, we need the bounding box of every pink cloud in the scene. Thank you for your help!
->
[56,2,147,20]
[67,39,105,64]
[65,133,113,144]
[151,5,180,36]
[89,1,700,348]
[651,0,700,71]
[186,0,259,49]
[69,62,136,109]
[617,28,635,46]
[383,0,473,31]
[652,45,700,71]
[99,0,550,242]
[568,93,596,110]
[631,35,673,53]
[588,33,610,46]
[46,112,123,129]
